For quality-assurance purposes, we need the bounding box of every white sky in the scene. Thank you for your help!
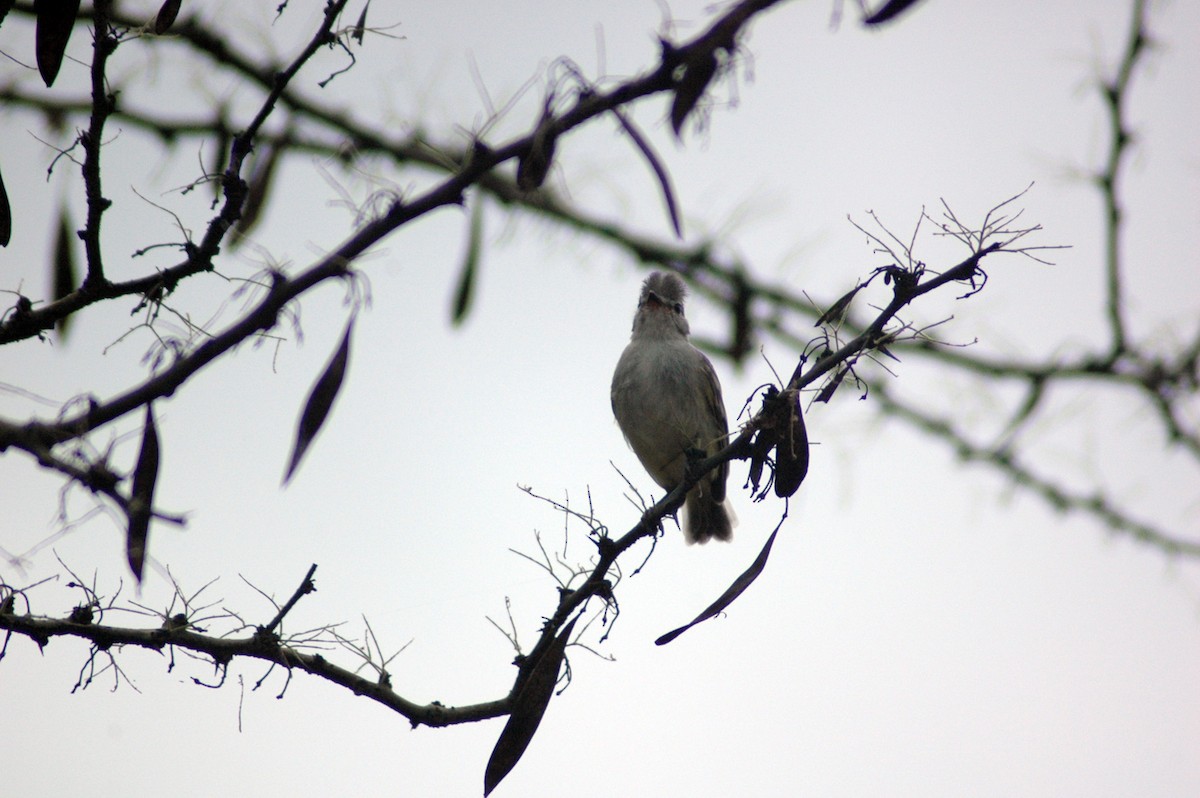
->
[2,1,1199,796]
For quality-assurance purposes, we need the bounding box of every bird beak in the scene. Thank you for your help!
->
[643,291,667,309]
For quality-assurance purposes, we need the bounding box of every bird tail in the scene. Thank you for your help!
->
[684,488,734,544]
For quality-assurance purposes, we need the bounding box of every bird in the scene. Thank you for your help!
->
[611,271,734,543]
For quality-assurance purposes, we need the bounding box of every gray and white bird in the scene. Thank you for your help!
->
[611,271,734,543]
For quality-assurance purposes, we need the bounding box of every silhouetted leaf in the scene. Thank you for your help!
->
[351,0,369,44]
[484,617,576,796]
[283,319,354,484]
[656,529,780,645]
[34,0,81,87]
[670,49,718,137]
[451,193,483,325]
[773,392,809,498]
[864,0,925,25]
[51,206,77,340]
[127,405,161,581]
[153,0,181,34]
[0,162,11,247]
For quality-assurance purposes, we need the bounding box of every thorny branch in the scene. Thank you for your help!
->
[0,0,1195,774]
[0,565,506,727]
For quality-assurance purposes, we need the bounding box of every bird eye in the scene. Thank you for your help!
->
[673,302,684,314]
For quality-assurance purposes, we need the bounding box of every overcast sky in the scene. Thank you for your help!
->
[2,1,1199,796]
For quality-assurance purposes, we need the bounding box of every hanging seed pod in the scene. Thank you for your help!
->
[0,162,11,247]
[34,0,81,87]
[451,193,484,325]
[656,528,780,645]
[153,0,181,34]
[483,617,577,796]
[51,205,77,340]
[283,319,354,484]
[773,391,809,498]
[127,405,161,581]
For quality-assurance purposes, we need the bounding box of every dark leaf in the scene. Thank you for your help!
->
[351,0,369,44]
[611,108,682,238]
[451,193,484,325]
[516,101,556,192]
[153,0,181,34]
[816,284,863,326]
[670,49,718,137]
[484,617,577,796]
[0,162,11,247]
[283,319,354,484]
[34,0,81,87]
[864,0,925,25]
[656,529,780,645]
[51,205,77,340]
[127,405,161,581]
[773,392,809,498]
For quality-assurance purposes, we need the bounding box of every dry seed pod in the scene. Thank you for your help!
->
[656,529,780,645]
[0,162,11,247]
[35,0,81,87]
[451,193,484,325]
[51,206,77,340]
[127,405,161,581]
[153,0,181,34]
[773,391,809,498]
[483,618,576,796]
[283,319,354,484]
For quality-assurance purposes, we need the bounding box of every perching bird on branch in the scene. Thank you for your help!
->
[611,271,734,543]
